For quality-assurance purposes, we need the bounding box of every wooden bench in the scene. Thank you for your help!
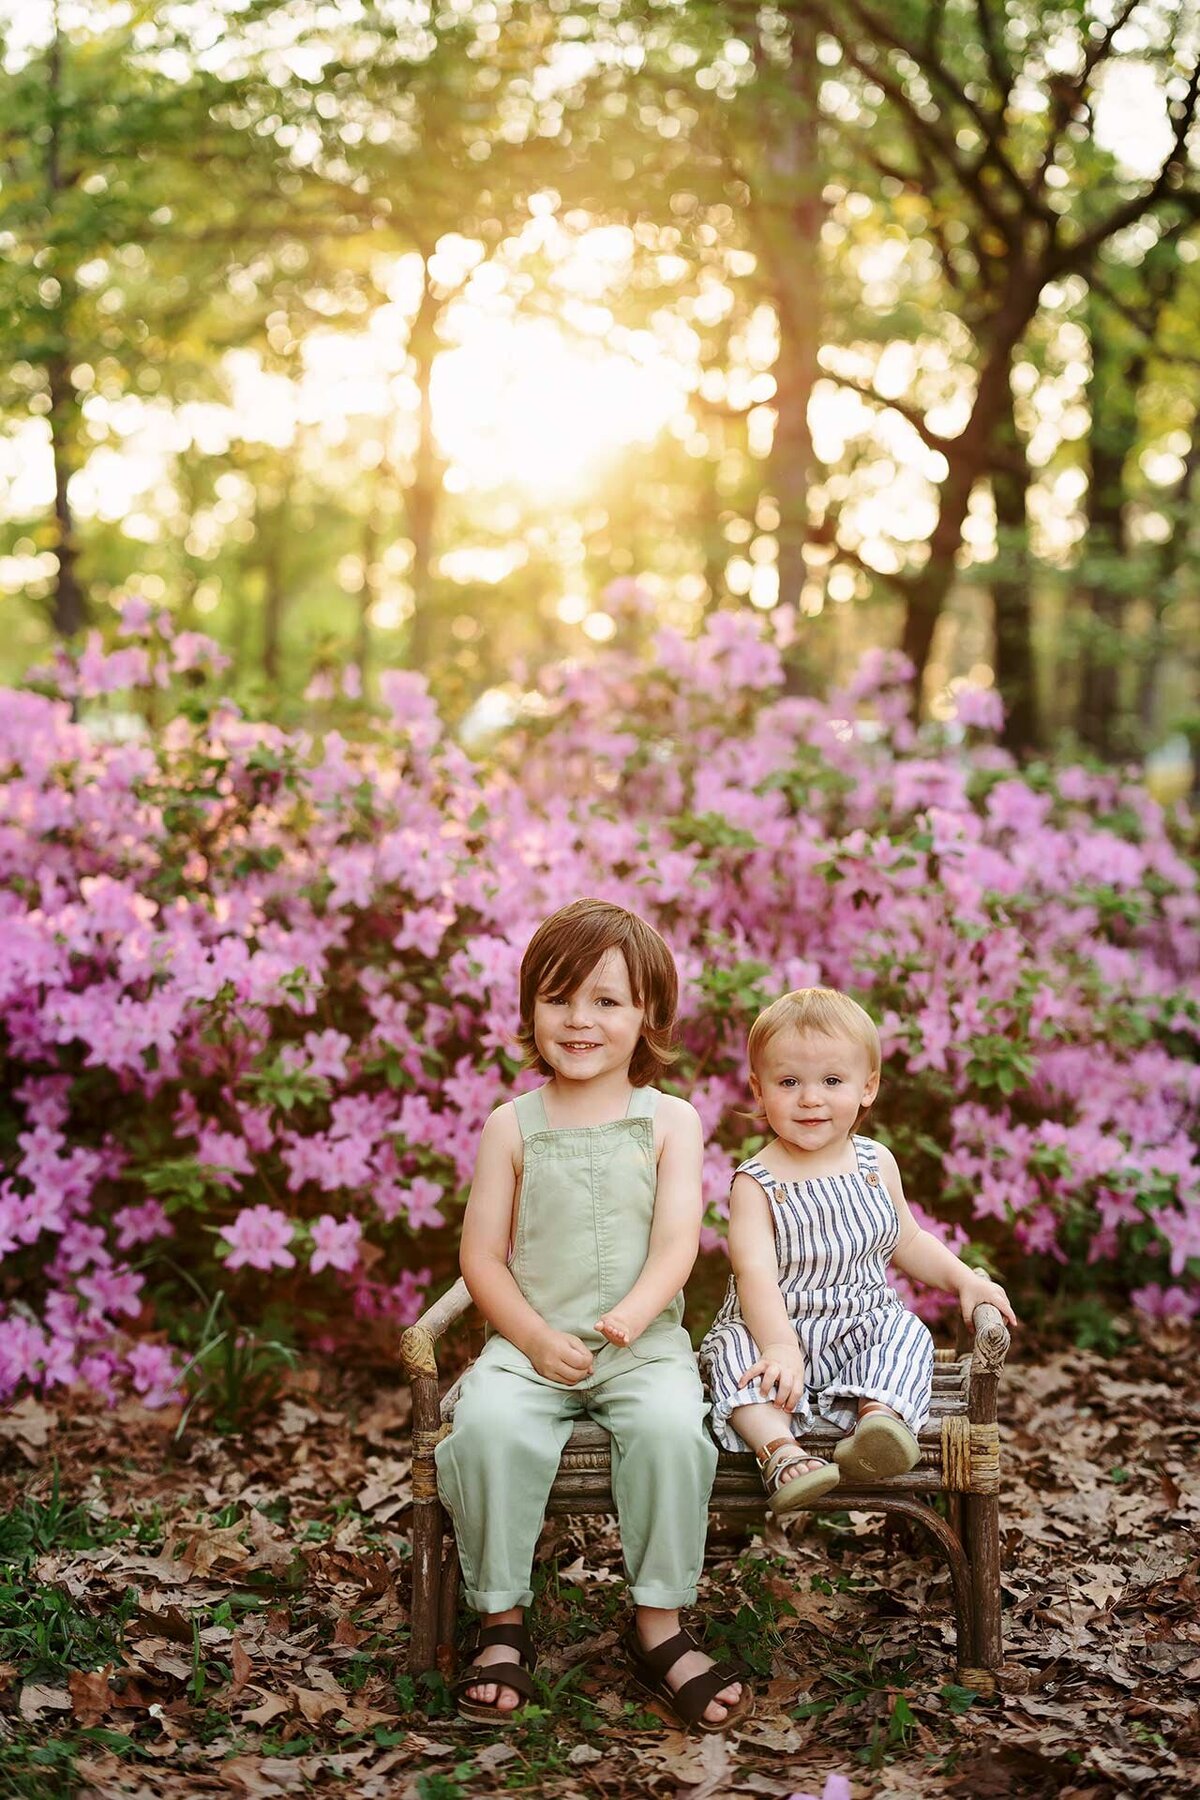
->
[400,1281,1011,1691]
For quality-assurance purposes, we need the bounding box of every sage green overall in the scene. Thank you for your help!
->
[435,1085,717,1613]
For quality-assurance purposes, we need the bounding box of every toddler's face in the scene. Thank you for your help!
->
[533,948,645,1085]
[750,1028,879,1154]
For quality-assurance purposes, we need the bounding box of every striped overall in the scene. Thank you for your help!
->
[699,1134,933,1452]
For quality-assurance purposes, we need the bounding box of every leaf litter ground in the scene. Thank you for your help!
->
[0,1327,1196,1800]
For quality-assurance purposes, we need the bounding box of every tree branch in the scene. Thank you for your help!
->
[816,366,959,457]
[1049,54,1200,279]
[1029,0,1141,203]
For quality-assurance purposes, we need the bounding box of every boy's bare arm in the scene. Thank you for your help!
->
[595,1097,703,1344]
[880,1145,1018,1327]
[460,1106,594,1381]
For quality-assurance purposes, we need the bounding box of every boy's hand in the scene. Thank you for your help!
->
[529,1328,594,1385]
[595,1309,639,1348]
[958,1274,1018,1328]
[738,1339,807,1412]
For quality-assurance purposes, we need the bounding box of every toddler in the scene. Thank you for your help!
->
[701,988,1015,1511]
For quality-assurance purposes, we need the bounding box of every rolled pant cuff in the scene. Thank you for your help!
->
[462,1588,534,1614]
[628,1584,699,1608]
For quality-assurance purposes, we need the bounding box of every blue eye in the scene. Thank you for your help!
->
[824,1076,843,1087]
[779,1078,797,1088]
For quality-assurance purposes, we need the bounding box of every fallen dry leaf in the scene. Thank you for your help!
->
[18,1683,72,1720]
[69,1666,114,1726]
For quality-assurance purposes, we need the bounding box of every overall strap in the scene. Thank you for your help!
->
[733,1159,778,1200]
[626,1086,660,1120]
[512,1087,550,1139]
[853,1134,880,1173]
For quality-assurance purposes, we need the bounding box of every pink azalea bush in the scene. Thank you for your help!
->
[0,603,1196,1404]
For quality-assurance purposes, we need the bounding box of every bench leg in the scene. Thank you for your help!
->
[436,1539,461,1677]
[846,1495,975,1677]
[961,1492,1002,1690]
[408,1487,445,1675]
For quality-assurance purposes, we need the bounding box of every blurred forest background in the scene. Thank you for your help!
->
[2,0,1198,758]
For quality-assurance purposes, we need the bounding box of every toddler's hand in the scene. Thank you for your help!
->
[738,1340,807,1413]
[530,1328,594,1385]
[959,1275,1018,1328]
[595,1310,637,1347]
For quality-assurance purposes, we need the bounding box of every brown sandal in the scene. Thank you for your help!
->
[757,1435,841,1515]
[623,1625,754,1733]
[453,1621,539,1724]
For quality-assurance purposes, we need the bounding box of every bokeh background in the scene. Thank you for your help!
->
[3,0,1197,756]
[1,2,1198,1412]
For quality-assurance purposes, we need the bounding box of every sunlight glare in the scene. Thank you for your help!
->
[431,318,687,497]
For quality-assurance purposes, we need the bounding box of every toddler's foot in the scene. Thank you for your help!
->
[756,1436,841,1514]
[833,1404,919,1483]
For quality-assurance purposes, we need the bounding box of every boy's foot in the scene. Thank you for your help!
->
[455,1622,538,1722]
[629,1618,752,1731]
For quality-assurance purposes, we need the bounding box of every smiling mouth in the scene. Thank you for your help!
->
[562,1041,601,1051]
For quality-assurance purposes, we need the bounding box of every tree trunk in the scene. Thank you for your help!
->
[259,477,292,690]
[45,24,85,639]
[990,389,1038,754]
[755,13,822,621]
[900,299,1032,705]
[1138,435,1199,737]
[47,349,85,638]
[405,265,442,673]
[1077,292,1141,756]
[357,478,380,680]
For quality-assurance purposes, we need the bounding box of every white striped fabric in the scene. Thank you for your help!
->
[699,1135,934,1451]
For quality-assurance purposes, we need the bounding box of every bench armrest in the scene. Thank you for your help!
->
[966,1301,1010,1426]
[399,1275,475,1384]
[970,1302,1010,1374]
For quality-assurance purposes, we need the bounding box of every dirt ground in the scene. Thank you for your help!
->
[1,1322,1197,1800]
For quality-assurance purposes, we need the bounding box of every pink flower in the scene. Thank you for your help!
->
[309,1213,362,1274]
[113,1199,173,1251]
[953,685,1005,732]
[403,1178,446,1231]
[126,1341,183,1408]
[379,669,439,734]
[1131,1283,1200,1322]
[220,1206,296,1272]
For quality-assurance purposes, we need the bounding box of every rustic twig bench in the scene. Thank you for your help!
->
[400,1281,1011,1692]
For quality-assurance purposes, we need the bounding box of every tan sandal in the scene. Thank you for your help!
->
[756,1436,841,1515]
[833,1409,919,1482]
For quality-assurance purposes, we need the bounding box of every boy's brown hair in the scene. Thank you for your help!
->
[517,898,679,1086]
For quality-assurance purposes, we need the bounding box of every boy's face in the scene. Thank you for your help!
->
[533,948,646,1085]
[750,1028,879,1153]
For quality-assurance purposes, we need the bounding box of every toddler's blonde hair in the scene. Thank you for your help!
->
[747,987,881,1080]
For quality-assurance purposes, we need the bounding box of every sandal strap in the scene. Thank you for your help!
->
[755,1435,795,1468]
[670,1664,742,1727]
[631,1625,701,1683]
[474,1622,537,1670]
[760,1443,810,1484]
[453,1658,537,1705]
